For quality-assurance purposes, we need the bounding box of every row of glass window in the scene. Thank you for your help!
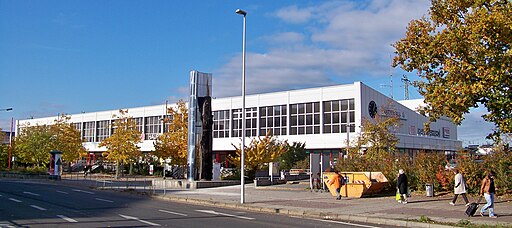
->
[213,99,356,138]
[73,99,355,142]
[75,115,172,142]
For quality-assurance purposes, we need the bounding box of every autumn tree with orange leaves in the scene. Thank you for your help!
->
[393,0,512,140]
[153,100,189,166]
[228,131,288,179]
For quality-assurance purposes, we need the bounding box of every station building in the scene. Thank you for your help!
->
[16,82,462,167]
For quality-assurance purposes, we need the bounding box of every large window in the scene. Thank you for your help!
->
[72,123,81,132]
[162,115,172,133]
[259,105,287,136]
[82,121,95,142]
[290,102,320,135]
[134,117,143,134]
[323,99,355,133]
[145,116,161,140]
[96,120,109,142]
[232,107,257,137]
[213,110,230,138]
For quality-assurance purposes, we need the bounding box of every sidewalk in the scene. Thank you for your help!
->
[152,181,512,228]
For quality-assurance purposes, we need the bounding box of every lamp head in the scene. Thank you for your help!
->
[235,9,247,16]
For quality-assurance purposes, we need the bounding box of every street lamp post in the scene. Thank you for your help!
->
[235,8,247,204]
[1,108,13,170]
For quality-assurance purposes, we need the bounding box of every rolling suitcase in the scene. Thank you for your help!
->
[465,197,482,217]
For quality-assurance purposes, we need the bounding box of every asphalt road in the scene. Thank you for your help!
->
[0,180,393,227]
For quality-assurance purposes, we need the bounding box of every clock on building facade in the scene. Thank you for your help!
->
[368,100,377,118]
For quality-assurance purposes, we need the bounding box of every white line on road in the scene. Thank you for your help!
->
[8,198,21,203]
[72,189,95,194]
[56,190,69,194]
[195,210,255,220]
[30,205,47,211]
[23,191,40,196]
[158,209,188,217]
[95,198,114,203]
[57,215,78,223]
[119,214,161,226]
[308,218,381,228]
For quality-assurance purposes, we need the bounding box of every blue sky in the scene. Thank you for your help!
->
[0,0,495,145]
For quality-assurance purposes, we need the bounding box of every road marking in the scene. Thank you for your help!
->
[95,198,114,203]
[57,215,78,223]
[309,218,381,228]
[30,205,47,211]
[72,189,95,194]
[158,209,188,217]
[56,190,69,194]
[8,198,22,203]
[195,210,255,220]
[119,214,161,226]
[23,191,40,196]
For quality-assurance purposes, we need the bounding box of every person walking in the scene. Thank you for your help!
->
[397,169,408,204]
[315,172,322,190]
[480,171,497,218]
[450,169,470,206]
[327,170,342,200]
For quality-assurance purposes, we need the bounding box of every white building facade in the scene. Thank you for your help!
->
[16,82,462,165]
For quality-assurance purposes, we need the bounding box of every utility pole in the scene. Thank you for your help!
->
[401,75,411,100]
[381,56,394,99]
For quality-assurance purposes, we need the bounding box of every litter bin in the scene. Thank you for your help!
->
[425,183,434,197]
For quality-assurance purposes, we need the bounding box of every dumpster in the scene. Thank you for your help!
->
[425,183,434,197]
[323,172,388,198]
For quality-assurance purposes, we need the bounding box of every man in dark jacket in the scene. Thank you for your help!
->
[397,169,408,204]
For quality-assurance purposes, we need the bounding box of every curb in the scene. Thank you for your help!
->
[152,194,457,228]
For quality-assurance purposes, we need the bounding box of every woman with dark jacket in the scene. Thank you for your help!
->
[397,169,408,204]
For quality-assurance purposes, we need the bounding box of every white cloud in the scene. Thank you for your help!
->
[214,0,431,98]
[262,32,305,44]
[458,106,495,146]
[275,5,313,24]
[312,1,429,51]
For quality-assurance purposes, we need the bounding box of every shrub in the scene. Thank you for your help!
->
[483,147,512,195]
[412,153,446,191]
[456,155,485,194]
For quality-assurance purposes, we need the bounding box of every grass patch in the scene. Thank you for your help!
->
[418,215,434,223]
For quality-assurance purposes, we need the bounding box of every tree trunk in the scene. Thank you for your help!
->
[115,161,119,179]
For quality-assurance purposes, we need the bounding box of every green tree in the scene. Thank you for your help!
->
[358,106,401,163]
[336,104,403,190]
[51,114,87,162]
[393,0,512,139]
[14,124,53,167]
[279,142,307,170]
[153,100,188,166]
[99,110,142,178]
[228,131,288,179]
